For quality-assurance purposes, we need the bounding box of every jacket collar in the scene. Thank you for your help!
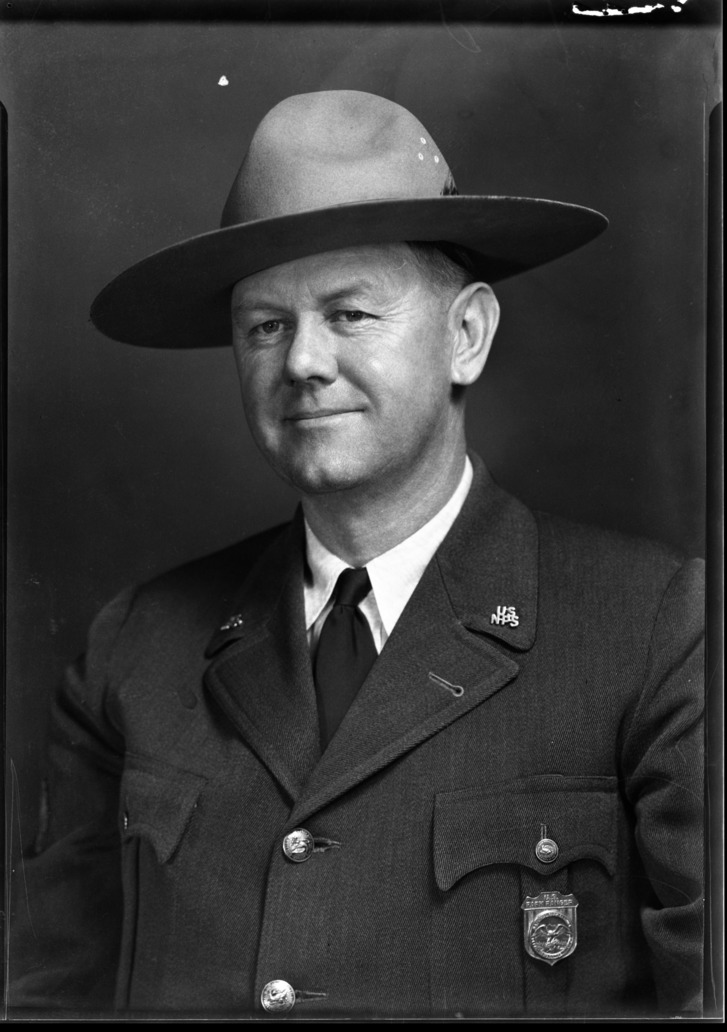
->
[203,518,302,660]
[286,455,539,823]
[202,454,539,810]
[203,512,322,799]
[437,452,538,651]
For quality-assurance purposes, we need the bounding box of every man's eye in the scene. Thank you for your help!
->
[332,310,372,324]
[251,319,284,336]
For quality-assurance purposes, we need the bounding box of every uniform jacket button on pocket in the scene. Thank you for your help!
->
[535,836,559,863]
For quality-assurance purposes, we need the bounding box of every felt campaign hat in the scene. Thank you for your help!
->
[90,90,608,349]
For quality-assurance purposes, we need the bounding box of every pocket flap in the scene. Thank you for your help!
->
[434,775,617,890]
[121,761,207,864]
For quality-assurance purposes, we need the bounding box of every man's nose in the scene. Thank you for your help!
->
[283,317,338,384]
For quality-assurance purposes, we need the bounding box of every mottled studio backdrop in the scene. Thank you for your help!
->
[1,16,718,843]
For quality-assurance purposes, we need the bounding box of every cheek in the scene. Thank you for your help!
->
[366,338,450,400]
[236,350,275,402]
[361,334,440,382]
[231,341,249,387]
[236,373,277,440]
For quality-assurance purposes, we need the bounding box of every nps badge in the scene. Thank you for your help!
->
[521,892,579,965]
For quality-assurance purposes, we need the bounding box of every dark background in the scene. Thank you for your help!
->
[1,15,717,847]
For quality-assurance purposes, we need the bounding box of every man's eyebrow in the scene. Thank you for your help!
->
[231,297,284,314]
[232,279,384,313]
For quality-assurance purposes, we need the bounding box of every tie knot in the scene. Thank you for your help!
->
[334,567,371,608]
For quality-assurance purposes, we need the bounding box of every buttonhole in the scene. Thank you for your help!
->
[313,838,341,852]
[428,671,464,697]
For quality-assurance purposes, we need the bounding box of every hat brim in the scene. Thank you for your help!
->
[90,196,607,349]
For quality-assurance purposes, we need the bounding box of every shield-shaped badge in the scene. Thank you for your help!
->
[521,891,579,966]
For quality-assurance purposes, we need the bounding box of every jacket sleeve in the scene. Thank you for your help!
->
[621,557,705,1016]
[9,588,135,1015]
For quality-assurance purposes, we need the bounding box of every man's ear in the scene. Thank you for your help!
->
[448,282,500,387]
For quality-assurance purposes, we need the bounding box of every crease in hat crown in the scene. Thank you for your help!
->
[90,88,609,349]
[221,91,454,226]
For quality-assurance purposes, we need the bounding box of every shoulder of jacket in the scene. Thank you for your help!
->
[535,508,690,564]
[532,508,702,600]
[120,520,291,616]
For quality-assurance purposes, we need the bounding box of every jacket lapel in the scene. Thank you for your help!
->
[289,457,539,826]
[203,513,321,801]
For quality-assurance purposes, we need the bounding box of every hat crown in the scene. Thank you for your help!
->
[221,90,452,227]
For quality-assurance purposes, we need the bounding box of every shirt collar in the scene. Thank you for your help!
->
[304,457,473,635]
[304,528,351,632]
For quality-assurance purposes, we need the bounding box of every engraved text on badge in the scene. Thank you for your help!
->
[521,891,579,966]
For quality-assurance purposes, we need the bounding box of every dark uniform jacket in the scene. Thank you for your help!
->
[10,456,704,1018]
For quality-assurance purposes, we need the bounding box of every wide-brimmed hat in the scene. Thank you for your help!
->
[90,90,608,349]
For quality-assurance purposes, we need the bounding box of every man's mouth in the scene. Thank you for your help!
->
[285,408,360,422]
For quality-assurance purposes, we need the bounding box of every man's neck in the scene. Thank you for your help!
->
[301,445,469,567]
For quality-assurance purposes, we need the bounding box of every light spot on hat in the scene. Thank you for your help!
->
[420,137,427,144]
[218,75,229,86]
[434,155,440,163]
[418,153,424,160]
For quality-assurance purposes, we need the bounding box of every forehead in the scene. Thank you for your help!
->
[231,242,428,304]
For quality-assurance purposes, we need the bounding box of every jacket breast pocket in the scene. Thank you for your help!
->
[115,758,208,1008]
[120,759,207,864]
[431,775,617,1017]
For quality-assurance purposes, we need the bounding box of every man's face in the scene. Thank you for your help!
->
[231,243,462,498]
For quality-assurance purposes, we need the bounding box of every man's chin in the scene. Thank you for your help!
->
[274,457,368,497]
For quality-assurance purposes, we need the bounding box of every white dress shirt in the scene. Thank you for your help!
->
[304,457,473,654]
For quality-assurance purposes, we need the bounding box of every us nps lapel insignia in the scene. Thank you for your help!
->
[490,605,519,627]
[521,892,579,965]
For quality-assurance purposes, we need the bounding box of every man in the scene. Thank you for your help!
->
[11,91,704,1018]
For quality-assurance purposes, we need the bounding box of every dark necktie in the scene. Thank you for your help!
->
[313,567,378,749]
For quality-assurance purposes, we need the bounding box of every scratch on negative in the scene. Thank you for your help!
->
[9,760,38,945]
[438,0,482,53]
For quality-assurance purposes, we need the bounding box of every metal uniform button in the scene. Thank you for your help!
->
[261,979,296,1013]
[535,837,559,863]
[282,828,314,862]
